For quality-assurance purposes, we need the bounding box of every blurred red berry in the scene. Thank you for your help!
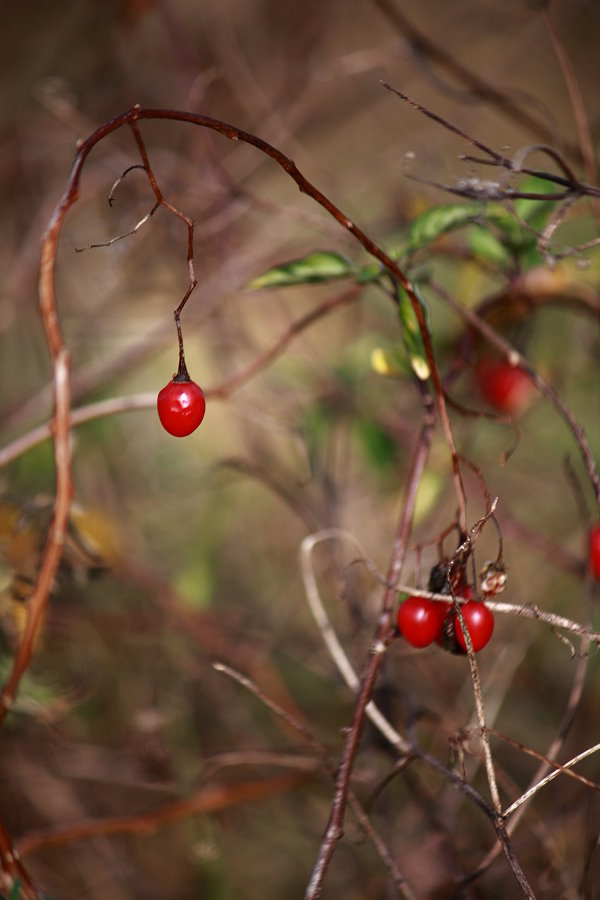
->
[589,524,600,579]
[476,358,534,414]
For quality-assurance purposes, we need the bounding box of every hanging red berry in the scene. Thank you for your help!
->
[157,376,206,437]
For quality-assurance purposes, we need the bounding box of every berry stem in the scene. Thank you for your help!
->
[174,313,190,383]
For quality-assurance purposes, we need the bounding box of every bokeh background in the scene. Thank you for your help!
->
[1,1,600,897]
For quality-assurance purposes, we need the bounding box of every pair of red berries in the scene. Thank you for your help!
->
[157,375,206,437]
[397,594,494,653]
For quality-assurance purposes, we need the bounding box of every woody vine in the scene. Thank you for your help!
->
[1,83,600,899]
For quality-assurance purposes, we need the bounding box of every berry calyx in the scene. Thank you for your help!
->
[589,524,600,579]
[454,601,494,652]
[157,376,206,437]
[397,595,447,649]
[475,358,534,414]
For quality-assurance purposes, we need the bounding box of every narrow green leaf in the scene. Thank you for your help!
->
[397,285,430,380]
[249,250,354,289]
[407,203,483,252]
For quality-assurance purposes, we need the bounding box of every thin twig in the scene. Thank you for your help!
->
[75,201,160,250]
[299,529,410,753]
[542,8,599,222]
[488,728,600,793]
[371,0,583,162]
[213,662,416,898]
[16,773,306,858]
[469,591,593,882]
[382,82,600,200]
[304,385,435,899]
[413,749,537,899]
[503,740,600,818]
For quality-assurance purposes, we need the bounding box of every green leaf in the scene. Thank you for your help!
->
[513,175,559,230]
[7,881,22,900]
[484,203,529,246]
[356,260,386,284]
[397,285,430,380]
[356,420,398,472]
[249,250,354,289]
[484,175,558,254]
[468,225,511,267]
[407,203,483,253]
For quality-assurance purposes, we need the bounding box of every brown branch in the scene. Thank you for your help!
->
[469,587,594,882]
[16,773,306,859]
[542,8,599,222]
[488,728,600,795]
[304,383,436,898]
[382,83,600,200]
[214,663,415,898]
[209,285,362,398]
[0,820,42,900]
[0,318,73,725]
[372,0,582,162]
[412,748,537,898]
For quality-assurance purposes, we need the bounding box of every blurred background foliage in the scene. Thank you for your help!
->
[1,1,600,897]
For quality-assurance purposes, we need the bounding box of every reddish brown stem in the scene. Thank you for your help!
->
[304,384,436,899]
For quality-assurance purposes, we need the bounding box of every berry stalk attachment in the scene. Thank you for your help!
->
[157,316,206,437]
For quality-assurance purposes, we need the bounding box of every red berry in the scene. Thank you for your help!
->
[454,601,494,652]
[476,359,534,414]
[590,524,600,579]
[397,596,447,649]
[157,377,206,437]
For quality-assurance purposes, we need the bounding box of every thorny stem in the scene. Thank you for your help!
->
[304,384,436,899]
